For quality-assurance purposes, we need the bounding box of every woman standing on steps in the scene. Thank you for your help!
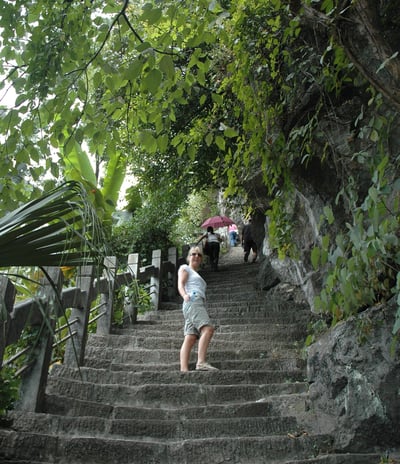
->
[178,246,219,372]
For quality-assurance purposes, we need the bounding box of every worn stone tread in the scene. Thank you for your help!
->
[81,346,302,366]
[45,377,309,407]
[43,394,308,420]
[0,429,334,464]
[48,365,306,386]
[282,453,395,464]
[10,412,302,440]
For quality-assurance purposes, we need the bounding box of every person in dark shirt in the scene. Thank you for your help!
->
[197,226,221,271]
[242,219,258,263]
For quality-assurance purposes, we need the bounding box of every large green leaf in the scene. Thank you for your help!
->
[63,140,97,186]
[102,151,126,212]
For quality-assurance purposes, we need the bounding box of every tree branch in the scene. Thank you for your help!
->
[303,1,400,112]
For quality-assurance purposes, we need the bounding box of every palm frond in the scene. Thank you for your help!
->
[0,181,109,267]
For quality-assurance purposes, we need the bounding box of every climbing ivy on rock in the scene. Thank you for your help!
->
[300,0,400,333]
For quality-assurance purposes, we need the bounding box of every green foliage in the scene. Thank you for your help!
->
[395,274,400,335]
[52,308,73,364]
[113,279,157,327]
[1,0,299,248]
[63,142,125,231]
[111,189,179,264]
[0,366,19,417]
[0,323,44,416]
[111,187,220,263]
[266,193,297,259]
[312,159,400,328]
[124,185,143,214]
[379,452,399,464]
[125,280,153,316]
[170,190,220,247]
[113,287,128,328]
[0,0,225,212]
[355,314,375,345]
[215,0,298,197]
[304,318,329,348]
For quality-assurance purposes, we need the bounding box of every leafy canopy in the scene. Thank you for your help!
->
[2,0,400,337]
[0,0,229,214]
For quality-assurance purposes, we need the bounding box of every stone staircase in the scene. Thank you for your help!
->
[0,248,387,463]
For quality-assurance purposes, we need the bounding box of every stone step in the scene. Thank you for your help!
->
[87,328,308,350]
[82,346,303,366]
[49,365,306,387]
[196,281,259,291]
[139,310,311,324]
[200,268,260,280]
[84,357,305,372]
[44,394,307,420]
[109,330,308,345]
[137,315,311,327]
[230,305,308,315]
[119,320,309,333]
[283,454,390,464]
[86,337,306,351]
[45,377,308,408]
[144,303,310,316]
[202,282,260,292]
[200,262,259,273]
[82,352,306,372]
[10,411,301,441]
[0,429,333,464]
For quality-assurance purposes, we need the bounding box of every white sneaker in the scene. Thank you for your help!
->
[196,362,219,371]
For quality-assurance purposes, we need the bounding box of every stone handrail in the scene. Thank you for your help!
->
[0,245,189,413]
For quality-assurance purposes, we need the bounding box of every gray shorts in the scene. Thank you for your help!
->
[182,297,213,337]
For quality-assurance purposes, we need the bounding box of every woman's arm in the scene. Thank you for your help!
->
[178,267,190,302]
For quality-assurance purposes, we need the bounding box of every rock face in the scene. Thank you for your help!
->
[253,202,400,454]
[258,182,326,312]
[307,299,400,452]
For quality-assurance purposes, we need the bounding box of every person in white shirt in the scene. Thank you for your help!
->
[178,246,218,372]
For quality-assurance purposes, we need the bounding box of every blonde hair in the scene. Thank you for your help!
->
[186,246,203,263]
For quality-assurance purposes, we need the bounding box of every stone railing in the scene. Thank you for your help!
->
[0,245,189,413]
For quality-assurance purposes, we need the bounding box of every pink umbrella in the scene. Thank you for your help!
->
[201,215,235,229]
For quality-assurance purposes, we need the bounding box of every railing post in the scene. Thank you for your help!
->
[64,265,96,367]
[167,247,178,300]
[150,249,162,310]
[0,276,16,368]
[16,267,63,412]
[96,256,117,335]
[126,254,139,323]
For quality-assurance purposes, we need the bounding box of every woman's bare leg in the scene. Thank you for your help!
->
[180,335,197,371]
[197,325,214,365]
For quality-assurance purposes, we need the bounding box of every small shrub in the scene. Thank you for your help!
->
[0,367,20,417]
